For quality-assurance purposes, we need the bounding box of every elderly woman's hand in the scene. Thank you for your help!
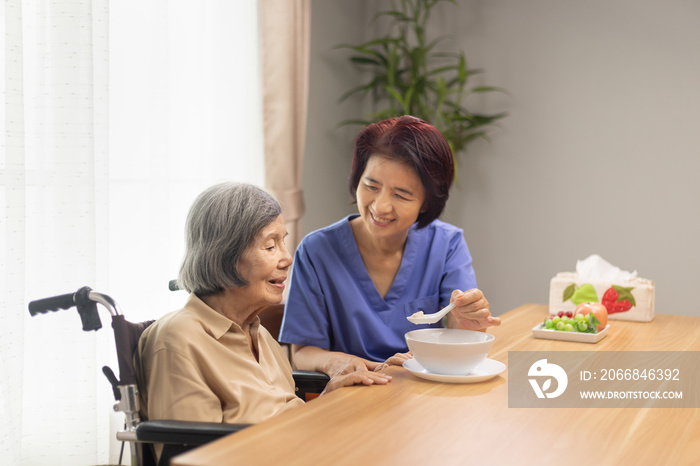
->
[324,353,387,378]
[446,288,501,331]
[321,369,392,395]
[292,345,399,379]
[319,352,409,394]
[372,352,413,372]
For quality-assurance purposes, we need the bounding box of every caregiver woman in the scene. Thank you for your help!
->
[279,115,501,378]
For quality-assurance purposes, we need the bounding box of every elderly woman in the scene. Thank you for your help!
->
[135,183,390,438]
[279,116,501,378]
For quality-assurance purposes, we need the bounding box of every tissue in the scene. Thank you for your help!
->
[576,254,638,282]
[549,255,655,322]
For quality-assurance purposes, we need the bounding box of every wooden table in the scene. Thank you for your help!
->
[172,304,700,466]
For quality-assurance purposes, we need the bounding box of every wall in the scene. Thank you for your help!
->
[302,0,368,233]
[304,0,700,317]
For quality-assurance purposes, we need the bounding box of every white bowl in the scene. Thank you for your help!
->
[405,328,495,375]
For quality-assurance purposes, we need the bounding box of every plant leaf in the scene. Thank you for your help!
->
[338,77,386,103]
[373,10,410,23]
[471,86,509,94]
[335,119,374,128]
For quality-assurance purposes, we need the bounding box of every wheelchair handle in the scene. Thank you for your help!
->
[28,293,76,315]
[87,291,122,316]
[29,287,123,332]
[29,288,122,316]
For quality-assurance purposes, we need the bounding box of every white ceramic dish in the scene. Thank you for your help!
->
[531,323,610,343]
[403,357,506,384]
[405,328,495,375]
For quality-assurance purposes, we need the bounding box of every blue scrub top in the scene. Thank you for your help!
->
[278,215,477,362]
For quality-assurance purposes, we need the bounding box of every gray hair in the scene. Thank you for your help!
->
[177,182,282,295]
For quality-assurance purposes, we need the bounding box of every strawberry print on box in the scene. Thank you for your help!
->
[549,272,655,322]
[601,286,635,314]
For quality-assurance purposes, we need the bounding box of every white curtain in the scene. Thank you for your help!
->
[260,0,311,253]
[0,1,263,464]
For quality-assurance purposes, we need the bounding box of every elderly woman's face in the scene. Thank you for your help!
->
[237,214,292,306]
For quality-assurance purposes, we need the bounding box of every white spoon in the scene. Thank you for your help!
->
[406,302,455,325]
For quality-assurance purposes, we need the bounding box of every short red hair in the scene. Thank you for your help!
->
[349,116,454,228]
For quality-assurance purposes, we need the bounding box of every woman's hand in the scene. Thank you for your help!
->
[321,369,392,395]
[292,346,402,395]
[446,288,501,331]
[324,352,389,377]
[372,352,413,372]
[291,344,388,377]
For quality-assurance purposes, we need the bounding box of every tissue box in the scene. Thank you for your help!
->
[549,272,655,322]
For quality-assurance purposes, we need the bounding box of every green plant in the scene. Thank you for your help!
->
[338,0,507,158]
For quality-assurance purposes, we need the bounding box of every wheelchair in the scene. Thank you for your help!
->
[28,286,329,466]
